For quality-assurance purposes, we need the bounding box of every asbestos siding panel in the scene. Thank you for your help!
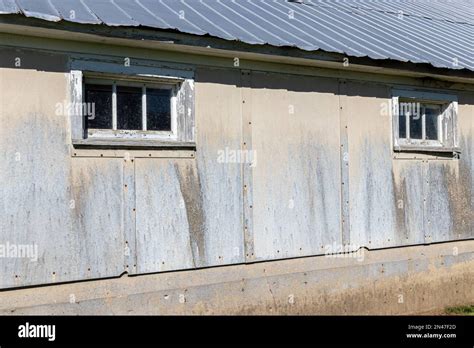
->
[0,68,125,288]
[348,82,474,249]
[1,53,473,290]
[391,161,425,246]
[133,68,245,273]
[193,68,245,266]
[457,93,474,240]
[424,94,474,243]
[345,81,399,248]
[345,81,427,248]
[134,159,198,272]
[424,161,456,242]
[425,159,473,243]
[250,72,342,260]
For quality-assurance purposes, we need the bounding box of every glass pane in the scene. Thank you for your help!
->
[117,86,142,130]
[409,112,422,139]
[147,88,172,131]
[398,114,407,138]
[425,105,441,140]
[85,84,112,129]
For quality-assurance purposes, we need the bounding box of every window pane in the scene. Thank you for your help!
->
[398,114,407,138]
[425,105,440,140]
[147,88,172,131]
[409,113,422,139]
[117,86,142,130]
[85,84,112,129]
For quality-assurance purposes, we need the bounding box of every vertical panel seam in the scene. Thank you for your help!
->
[338,79,351,247]
[241,69,255,262]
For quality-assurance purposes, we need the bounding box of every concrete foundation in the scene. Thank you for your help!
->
[1,240,472,315]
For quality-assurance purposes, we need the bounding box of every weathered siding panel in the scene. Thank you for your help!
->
[424,94,474,243]
[249,72,342,260]
[68,158,125,277]
[1,53,473,291]
[134,159,197,273]
[391,161,425,246]
[0,69,125,288]
[425,161,455,243]
[347,81,474,249]
[345,81,399,248]
[456,93,474,240]
[194,68,245,266]
[133,68,245,273]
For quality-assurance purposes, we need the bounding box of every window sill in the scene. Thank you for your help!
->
[72,138,196,150]
[393,145,461,160]
[394,145,461,153]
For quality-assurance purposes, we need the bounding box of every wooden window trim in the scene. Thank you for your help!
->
[391,89,460,154]
[69,70,195,149]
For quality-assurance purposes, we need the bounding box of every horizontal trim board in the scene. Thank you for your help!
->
[71,149,196,159]
[72,138,196,149]
[392,89,458,102]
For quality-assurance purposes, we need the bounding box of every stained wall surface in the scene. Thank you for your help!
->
[0,46,472,289]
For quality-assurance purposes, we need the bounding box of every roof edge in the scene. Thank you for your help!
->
[1,15,474,85]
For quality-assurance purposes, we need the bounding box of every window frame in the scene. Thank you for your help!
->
[70,70,195,148]
[392,89,459,153]
[84,77,178,140]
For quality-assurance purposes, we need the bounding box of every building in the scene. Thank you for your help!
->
[0,0,472,314]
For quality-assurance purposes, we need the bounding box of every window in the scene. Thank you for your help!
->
[70,70,195,148]
[84,79,175,137]
[397,101,442,142]
[392,89,459,153]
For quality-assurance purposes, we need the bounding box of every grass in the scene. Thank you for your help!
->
[445,305,474,315]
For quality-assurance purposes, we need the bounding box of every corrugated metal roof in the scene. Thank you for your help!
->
[0,0,473,71]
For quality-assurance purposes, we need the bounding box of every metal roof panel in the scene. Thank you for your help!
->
[82,0,139,26]
[0,0,20,14]
[15,0,61,21]
[49,0,101,24]
[0,0,472,72]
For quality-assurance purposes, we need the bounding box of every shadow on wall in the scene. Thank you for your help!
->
[2,45,473,108]
[0,47,69,72]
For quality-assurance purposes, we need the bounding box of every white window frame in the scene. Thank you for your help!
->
[70,70,195,148]
[84,77,178,140]
[392,89,459,153]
